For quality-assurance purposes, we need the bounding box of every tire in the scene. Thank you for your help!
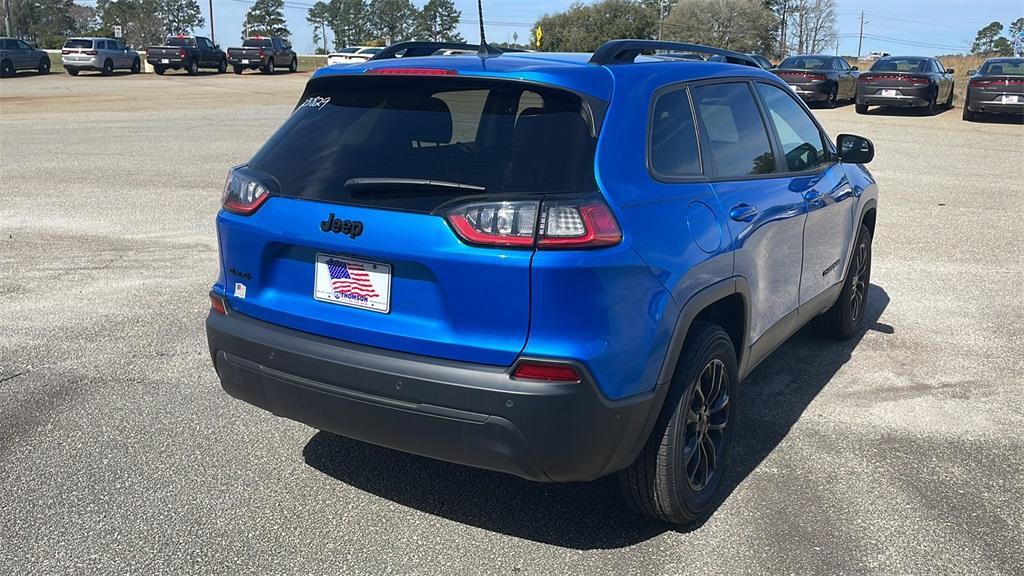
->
[945,84,954,109]
[218,58,227,73]
[825,85,838,109]
[130,58,141,74]
[154,65,166,75]
[38,57,50,74]
[618,322,739,525]
[101,58,113,76]
[232,65,243,75]
[818,224,873,340]
[855,102,868,114]
[289,57,297,73]
[923,89,937,115]
[263,58,275,74]
[0,59,12,78]
[962,98,976,121]
[67,67,80,76]
[186,59,199,76]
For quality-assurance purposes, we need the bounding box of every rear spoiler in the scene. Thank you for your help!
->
[590,40,761,68]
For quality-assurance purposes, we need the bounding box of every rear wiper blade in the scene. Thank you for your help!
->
[344,178,485,194]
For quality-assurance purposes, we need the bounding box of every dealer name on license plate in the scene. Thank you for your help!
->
[314,253,391,313]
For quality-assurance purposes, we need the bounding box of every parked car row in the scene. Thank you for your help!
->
[0,37,50,76]
[772,53,1022,121]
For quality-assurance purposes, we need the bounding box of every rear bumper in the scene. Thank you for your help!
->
[228,58,264,67]
[787,83,830,101]
[206,310,659,482]
[147,57,185,67]
[856,85,929,107]
[62,56,102,69]
[967,92,1024,114]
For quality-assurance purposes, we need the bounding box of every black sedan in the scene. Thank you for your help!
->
[772,55,859,108]
[963,57,1024,121]
[855,56,955,115]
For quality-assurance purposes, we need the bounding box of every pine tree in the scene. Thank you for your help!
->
[368,0,417,44]
[417,0,463,43]
[243,0,290,39]
[158,0,205,36]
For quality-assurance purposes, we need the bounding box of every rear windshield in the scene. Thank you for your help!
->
[870,58,929,73]
[337,47,359,54]
[358,47,382,54]
[167,37,196,47]
[780,57,829,70]
[248,76,601,212]
[980,60,1024,76]
[64,39,93,49]
[243,38,273,48]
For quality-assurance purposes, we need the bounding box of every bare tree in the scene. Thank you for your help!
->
[787,0,836,54]
[663,0,776,54]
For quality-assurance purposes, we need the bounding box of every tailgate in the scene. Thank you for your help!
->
[217,198,532,365]
[228,48,261,59]
[147,47,179,58]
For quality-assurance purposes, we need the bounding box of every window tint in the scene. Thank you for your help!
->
[870,58,929,73]
[693,83,775,177]
[243,38,272,48]
[980,59,1024,75]
[168,37,196,47]
[248,76,599,212]
[757,83,828,172]
[780,56,829,70]
[650,88,701,177]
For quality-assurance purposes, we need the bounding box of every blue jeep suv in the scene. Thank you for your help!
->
[206,40,879,524]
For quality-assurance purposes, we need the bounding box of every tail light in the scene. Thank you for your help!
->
[442,196,621,249]
[210,293,227,315]
[368,68,459,76]
[259,48,265,58]
[61,49,70,55]
[779,71,825,81]
[857,74,875,83]
[222,165,275,215]
[972,78,1024,88]
[905,75,930,85]
[84,50,97,56]
[806,73,826,81]
[971,79,993,88]
[179,49,187,59]
[512,361,581,382]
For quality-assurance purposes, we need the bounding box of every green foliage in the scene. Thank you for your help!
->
[992,36,1012,57]
[158,0,205,36]
[368,0,418,43]
[243,0,290,39]
[664,0,776,54]
[96,0,164,48]
[418,0,464,43]
[10,0,77,48]
[972,21,1004,55]
[1010,17,1024,39]
[533,0,656,52]
[308,0,372,50]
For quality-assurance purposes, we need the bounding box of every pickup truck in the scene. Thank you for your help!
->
[146,35,227,75]
[227,36,297,74]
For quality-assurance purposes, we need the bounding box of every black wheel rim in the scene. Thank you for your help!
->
[683,358,729,492]
[850,240,868,322]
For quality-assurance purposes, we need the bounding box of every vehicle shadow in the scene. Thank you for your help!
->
[967,113,1024,125]
[303,284,892,549]
[861,105,954,117]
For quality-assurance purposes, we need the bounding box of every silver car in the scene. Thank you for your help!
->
[0,37,50,77]
[62,37,141,76]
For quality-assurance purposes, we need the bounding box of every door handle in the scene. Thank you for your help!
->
[729,203,758,222]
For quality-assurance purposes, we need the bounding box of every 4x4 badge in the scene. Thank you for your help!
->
[320,213,364,239]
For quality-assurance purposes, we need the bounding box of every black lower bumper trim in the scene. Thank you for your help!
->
[206,311,660,482]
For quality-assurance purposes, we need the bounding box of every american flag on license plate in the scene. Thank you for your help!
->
[327,259,379,298]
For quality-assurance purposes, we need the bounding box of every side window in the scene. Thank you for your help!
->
[756,83,828,172]
[17,40,30,50]
[98,40,108,50]
[692,82,776,177]
[650,87,701,177]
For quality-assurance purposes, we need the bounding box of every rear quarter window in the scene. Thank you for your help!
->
[649,87,701,178]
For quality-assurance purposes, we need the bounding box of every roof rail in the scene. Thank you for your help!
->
[590,40,760,68]
[368,41,523,61]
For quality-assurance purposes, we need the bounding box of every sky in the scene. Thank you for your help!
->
[89,0,1024,56]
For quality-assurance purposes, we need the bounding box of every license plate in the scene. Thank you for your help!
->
[881,89,898,97]
[1001,95,1020,104]
[241,59,249,64]
[314,253,391,313]
[160,58,169,64]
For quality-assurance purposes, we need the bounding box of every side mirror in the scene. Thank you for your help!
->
[946,68,954,74]
[851,65,859,71]
[837,134,874,164]
[967,69,977,76]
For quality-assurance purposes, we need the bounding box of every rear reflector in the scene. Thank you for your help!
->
[512,361,581,382]
[368,68,458,76]
[210,294,227,315]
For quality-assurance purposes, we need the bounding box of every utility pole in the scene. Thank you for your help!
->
[658,0,666,41]
[3,0,11,38]
[208,0,216,45]
[857,10,864,59]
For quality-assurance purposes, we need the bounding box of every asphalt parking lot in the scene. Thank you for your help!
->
[2,71,1022,575]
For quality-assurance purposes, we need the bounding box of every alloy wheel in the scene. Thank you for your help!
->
[683,358,730,492]
[849,241,868,322]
